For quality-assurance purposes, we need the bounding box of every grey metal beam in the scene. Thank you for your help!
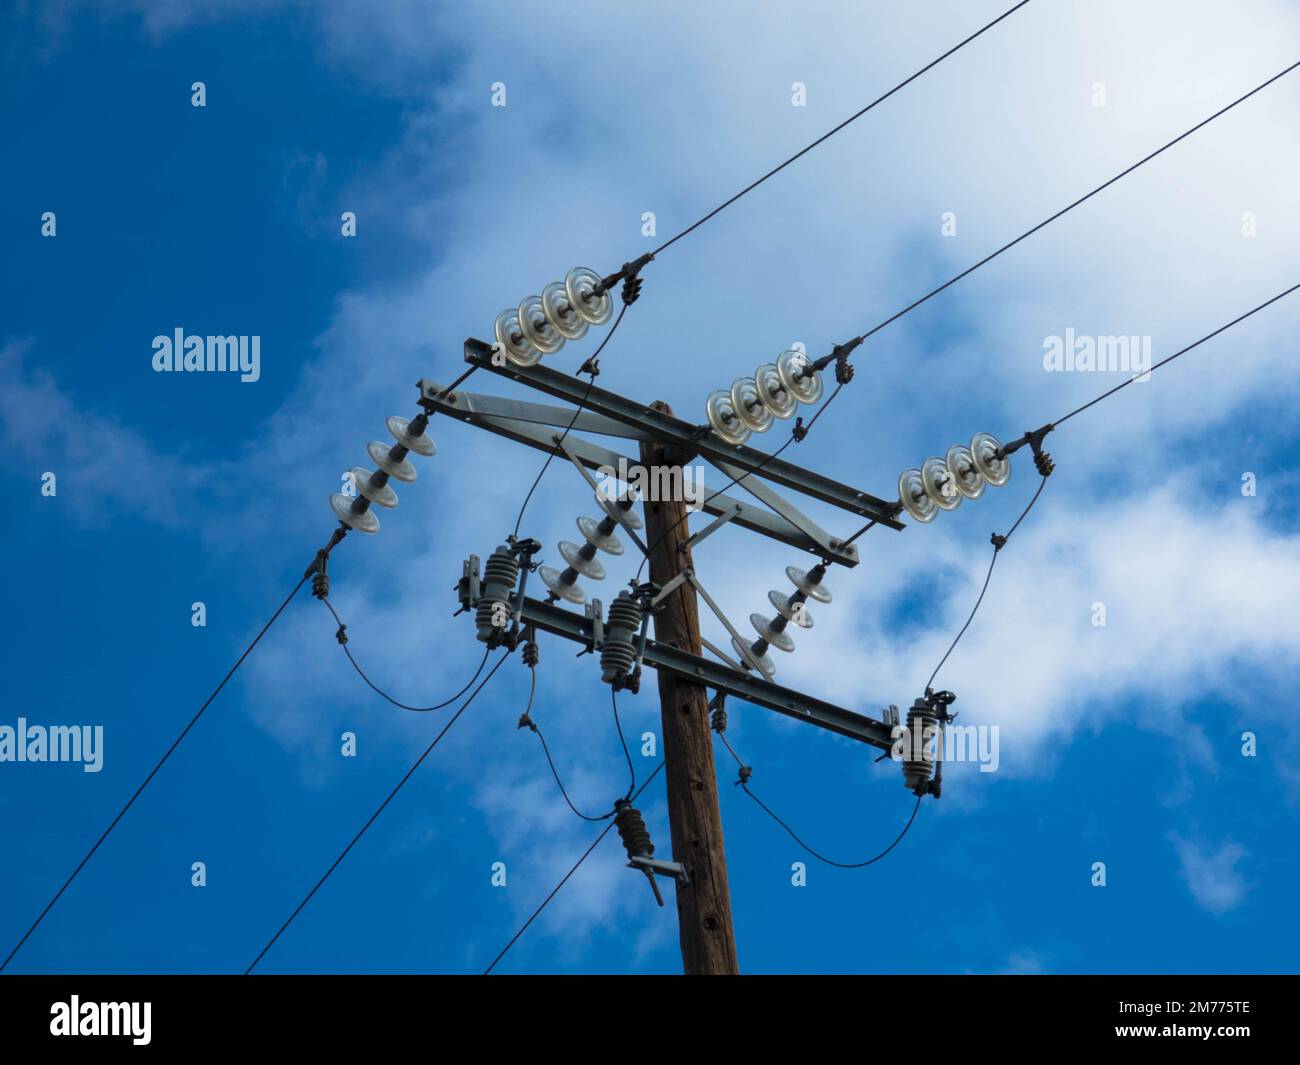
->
[456,338,906,530]
[710,455,846,563]
[499,592,896,750]
[419,379,861,566]
[419,381,648,441]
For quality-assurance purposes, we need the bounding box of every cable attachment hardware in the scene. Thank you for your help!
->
[595,252,655,304]
[614,800,686,907]
[309,552,330,600]
[994,422,1055,464]
[334,624,348,646]
[900,689,956,798]
[709,693,728,734]
[521,628,540,669]
[791,416,808,442]
[735,765,752,786]
[811,335,864,374]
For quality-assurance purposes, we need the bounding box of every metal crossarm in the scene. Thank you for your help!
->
[418,378,864,565]
[461,577,895,750]
[456,338,906,529]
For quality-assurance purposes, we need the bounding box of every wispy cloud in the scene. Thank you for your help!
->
[1169,832,1250,914]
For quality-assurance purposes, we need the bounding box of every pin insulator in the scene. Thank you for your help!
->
[600,592,643,685]
[476,545,520,645]
[902,697,938,796]
[613,800,654,860]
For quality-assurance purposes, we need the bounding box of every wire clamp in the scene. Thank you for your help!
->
[595,252,655,304]
[709,694,728,734]
[334,623,348,646]
[735,765,753,786]
[310,554,331,600]
[791,416,809,442]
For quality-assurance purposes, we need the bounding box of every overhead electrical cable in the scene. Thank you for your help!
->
[320,595,492,713]
[1,569,314,973]
[245,649,511,973]
[483,760,666,975]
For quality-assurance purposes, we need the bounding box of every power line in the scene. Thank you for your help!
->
[519,664,616,823]
[840,58,1300,353]
[650,0,1034,257]
[320,595,491,713]
[611,688,637,801]
[919,278,1300,682]
[925,475,1048,691]
[245,649,512,973]
[483,759,666,975]
[636,61,1300,577]
[1053,280,1300,428]
[916,276,1300,695]
[713,716,922,868]
[1,570,312,974]
[744,785,922,870]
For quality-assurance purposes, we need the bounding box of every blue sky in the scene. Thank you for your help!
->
[2,0,1298,974]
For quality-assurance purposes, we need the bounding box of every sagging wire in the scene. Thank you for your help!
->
[317,591,491,714]
[516,635,637,822]
[710,700,922,869]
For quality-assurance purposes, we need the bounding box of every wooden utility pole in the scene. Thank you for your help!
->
[640,400,739,975]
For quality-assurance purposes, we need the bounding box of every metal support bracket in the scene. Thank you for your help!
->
[419,378,861,565]
[450,339,905,530]
[465,587,896,750]
[687,571,769,677]
[629,854,689,886]
[681,503,741,553]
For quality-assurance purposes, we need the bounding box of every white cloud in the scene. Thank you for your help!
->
[0,339,216,526]
[25,0,1300,958]
[1169,832,1250,914]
